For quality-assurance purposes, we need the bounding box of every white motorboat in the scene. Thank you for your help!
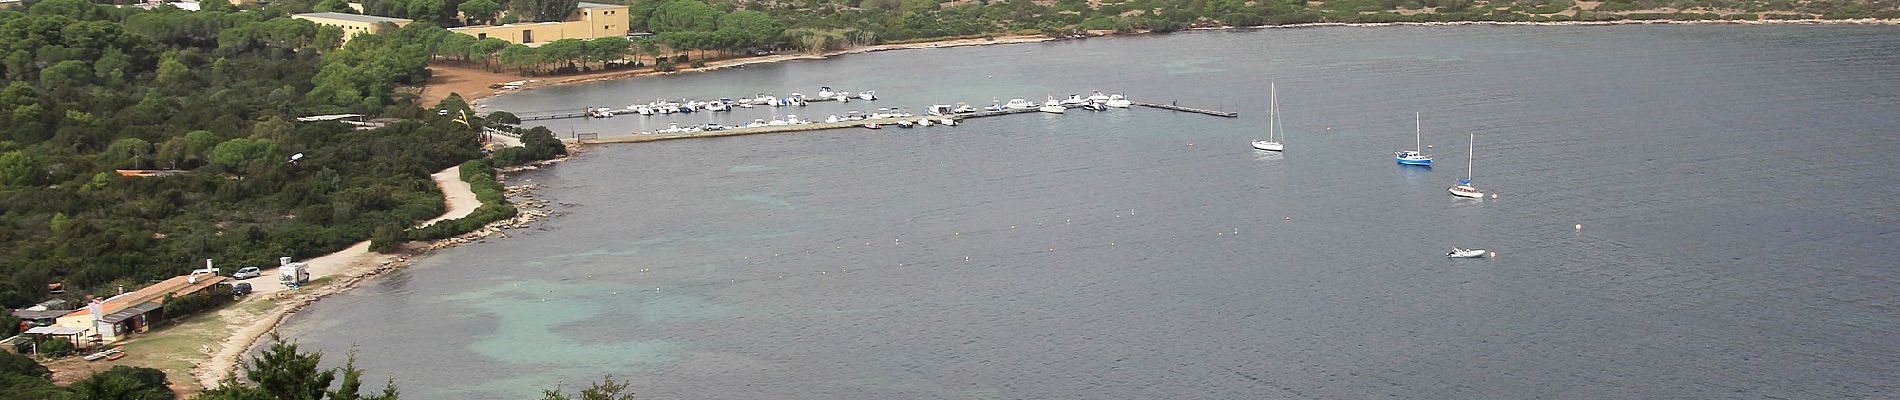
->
[1252,82,1284,152]
[1086,91,1112,104]
[825,114,841,123]
[895,120,914,128]
[1447,247,1489,258]
[1060,94,1088,106]
[1449,133,1485,198]
[1080,103,1106,111]
[939,118,957,126]
[928,104,955,115]
[1105,93,1132,108]
[1039,97,1066,113]
[705,101,728,112]
[917,118,933,127]
[1004,98,1035,110]
[858,90,877,101]
[817,87,837,98]
[953,103,978,113]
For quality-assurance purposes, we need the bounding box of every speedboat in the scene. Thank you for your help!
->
[939,118,957,126]
[818,87,837,98]
[705,101,728,112]
[1087,91,1112,104]
[1004,98,1035,110]
[1060,94,1088,106]
[858,90,877,101]
[895,120,914,128]
[1105,93,1132,108]
[985,103,1005,111]
[863,123,882,129]
[953,103,978,113]
[917,118,933,127]
[1447,247,1489,258]
[1080,103,1106,111]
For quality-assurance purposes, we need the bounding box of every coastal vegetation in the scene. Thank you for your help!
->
[1,351,178,399]
[0,0,555,309]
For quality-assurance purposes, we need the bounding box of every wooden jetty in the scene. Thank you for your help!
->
[517,110,591,121]
[1130,101,1239,118]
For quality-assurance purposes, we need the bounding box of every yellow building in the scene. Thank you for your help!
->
[448,2,629,45]
[293,12,414,43]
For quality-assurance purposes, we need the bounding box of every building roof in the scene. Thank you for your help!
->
[296,113,364,122]
[10,307,71,320]
[294,12,412,24]
[100,302,164,324]
[26,326,90,335]
[575,2,624,9]
[62,274,228,320]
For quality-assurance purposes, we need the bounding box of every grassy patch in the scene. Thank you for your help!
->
[112,297,278,393]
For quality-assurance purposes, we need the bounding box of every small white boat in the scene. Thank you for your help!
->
[825,114,841,123]
[1252,83,1284,152]
[895,120,914,128]
[1448,133,1484,198]
[817,87,837,98]
[705,101,728,112]
[1447,247,1489,258]
[1080,103,1106,111]
[939,118,957,126]
[1060,94,1088,106]
[1105,93,1132,108]
[1086,91,1111,104]
[953,103,977,113]
[1004,98,1035,110]
[858,90,878,101]
[917,118,933,127]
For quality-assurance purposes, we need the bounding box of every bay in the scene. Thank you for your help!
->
[277,25,1900,399]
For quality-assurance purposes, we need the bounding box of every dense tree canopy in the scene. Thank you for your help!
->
[0,2,479,308]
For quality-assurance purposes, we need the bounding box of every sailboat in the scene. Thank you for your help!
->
[1395,112,1432,166]
[1448,133,1484,198]
[1251,83,1284,152]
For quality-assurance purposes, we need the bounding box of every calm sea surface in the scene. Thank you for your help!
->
[277,25,1900,399]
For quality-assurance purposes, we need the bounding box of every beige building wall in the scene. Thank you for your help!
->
[447,2,629,45]
[293,12,413,43]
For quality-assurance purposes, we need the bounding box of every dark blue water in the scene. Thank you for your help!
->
[279,25,1900,399]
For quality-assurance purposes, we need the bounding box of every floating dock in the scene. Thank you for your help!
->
[1130,101,1239,118]
[578,108,1044,144]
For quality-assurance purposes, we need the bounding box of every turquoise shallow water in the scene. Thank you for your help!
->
[277,25,1900,399]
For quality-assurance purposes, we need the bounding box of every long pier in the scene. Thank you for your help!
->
[579,107,1043,144]
[517,110,591,121]
[1130,101,1239,118]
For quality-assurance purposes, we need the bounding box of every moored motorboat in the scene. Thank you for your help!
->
[1086,91,1111,104]
[1105,93,1132,108]
[818,87,837,98]
[1447,247,1488,258]
[1060,94,1088,106]
[1004,98,1035,110]
[953,103,977,113]
[858,90,877,100]
[895,120,914,128]
[863,123,882,129]
[1039,96,1066,113]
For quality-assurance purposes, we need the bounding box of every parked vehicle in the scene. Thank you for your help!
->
[229,282,253,296]
[232,267,261,279]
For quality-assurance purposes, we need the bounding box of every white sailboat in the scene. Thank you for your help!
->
[1396,112,1432,166]
[1448,133,1484,198]
[1251,83,1284,152]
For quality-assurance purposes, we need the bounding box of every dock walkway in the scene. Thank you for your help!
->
[1130,101,1239,118]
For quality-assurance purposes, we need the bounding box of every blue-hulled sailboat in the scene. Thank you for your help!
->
[1396,112,1432,166]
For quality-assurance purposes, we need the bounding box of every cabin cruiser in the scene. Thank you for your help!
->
[1004,98,1035,110]
[1060,94,1088,106]
[1086,91,1112,104]
[1079,103,1106,111]
[917,118,933,127]
[1105,93,1132,108]
[705,100,729,112]
[586,107,615,118]
[928,105,955,115]
[938,118,957,126]
[1039,96,1067,114]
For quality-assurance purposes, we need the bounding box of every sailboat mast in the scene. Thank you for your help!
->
[1466,133,1475,181]
[1268,83,1278,142]
[1415,112,1422,152]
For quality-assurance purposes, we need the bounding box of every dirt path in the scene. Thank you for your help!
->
[191,166,480,388]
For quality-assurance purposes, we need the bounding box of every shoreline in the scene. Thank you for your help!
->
[454,17,1898,108]
[188,159,569,389]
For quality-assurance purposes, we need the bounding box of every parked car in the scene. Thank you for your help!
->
[232,267,261,279]
[229,282,252,296]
